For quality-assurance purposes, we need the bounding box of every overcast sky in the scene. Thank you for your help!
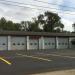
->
[0,0,75,31]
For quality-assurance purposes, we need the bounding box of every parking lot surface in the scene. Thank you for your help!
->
[0,49,75,75]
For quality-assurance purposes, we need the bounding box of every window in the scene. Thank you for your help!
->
[71,40,75,45]
[45,43,47,45]
[52,43,54,45]
[13,43,15,45]
[48,43,51,45]
[62,43,64,45]
[22,43,24,45]
[3,43,5,45]
[17,43,20,45]
[30,43,33,45]
[65,43,67,45]
[34,43,37,45]
[58,43,61,45]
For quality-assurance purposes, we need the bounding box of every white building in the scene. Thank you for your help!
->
[0,31,75,50]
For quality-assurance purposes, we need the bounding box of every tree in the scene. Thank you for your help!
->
[0,17,7,31]
[54,21,64,32]
[20,21,31,31]
[13,23,21,31]
[6,21,14,30]
[44,11,60,32]
[28,19,42,32]
[6,21,21,31]
[0,17,21,31]
[33,11,64,32]
[72,23,75,32]
[0,11,64,32]
[54,28,61,32]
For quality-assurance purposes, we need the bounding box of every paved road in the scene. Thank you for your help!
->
[0,49,75,75]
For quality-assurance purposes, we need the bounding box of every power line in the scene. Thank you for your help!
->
[34,0,75,10]
[0,0,75,15]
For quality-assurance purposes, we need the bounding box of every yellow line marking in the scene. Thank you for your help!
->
[17,53,52,62]
[38,53,75,59]
[0,57,12,65]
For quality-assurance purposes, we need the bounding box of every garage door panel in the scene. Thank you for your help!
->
[58,38,68,49]
[0,36,8,50]
[11,37,26,50]
[29,39,39,50]
[44,37,55,49]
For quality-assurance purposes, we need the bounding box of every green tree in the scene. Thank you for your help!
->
[21,21,31,31]
[0,17,7,31]
[13,23,21,31]
[54,21,64,32]
[72,23,75,32]
[28,19,42,32]
[6,21,14,30]
[44,11,60,32]
[0,17,21,31]
[33,11,64,32]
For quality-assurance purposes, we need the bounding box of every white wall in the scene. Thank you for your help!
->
[27,36,29,50]
[0,35,74,50]
[8,36,11,50]
[39,37,44,50]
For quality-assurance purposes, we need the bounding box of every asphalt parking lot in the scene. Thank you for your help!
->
[0,49,75,75]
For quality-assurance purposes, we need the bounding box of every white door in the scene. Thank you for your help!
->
[44,37,55,49]
[58,38,68,49]
[29,39,39,50]
[11,37,26,50]
[0,36,8,50]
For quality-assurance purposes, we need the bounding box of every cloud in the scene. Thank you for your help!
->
[0,0,75,31]
[61,18,73,31]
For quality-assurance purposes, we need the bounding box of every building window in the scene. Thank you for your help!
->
[48,43,51,45]
[3,43,5,45]
[71,39,75,45]
[62,43,64,45]
[65,43,67,45]
[13,43,15,45]
[58,43,61,45]
[17,43,20,45]
[45,43,47,45]
[22,43,24,45]
[30,43,33,45]
[52,43,54,45]
[34,43,37,45]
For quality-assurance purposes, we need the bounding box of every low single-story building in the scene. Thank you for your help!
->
[0,31,75,50]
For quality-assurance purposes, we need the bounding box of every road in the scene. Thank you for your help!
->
[0,49,75,75]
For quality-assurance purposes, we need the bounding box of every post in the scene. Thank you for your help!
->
[41,36,44,50]
[8,36,11,50]
[56,37,59,49]
[68,37,70,49]
[26,36,29,50]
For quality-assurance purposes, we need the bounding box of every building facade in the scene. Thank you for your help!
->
[0,31,75,50]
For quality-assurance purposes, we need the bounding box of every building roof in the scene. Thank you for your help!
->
[0,31,75,37]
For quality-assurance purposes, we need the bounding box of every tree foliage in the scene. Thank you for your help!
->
[29,11,64,32]
[0,17,21,31]
[72,23,75,32]
[0,11,65,32]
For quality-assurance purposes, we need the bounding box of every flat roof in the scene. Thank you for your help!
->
[0,31,75,37]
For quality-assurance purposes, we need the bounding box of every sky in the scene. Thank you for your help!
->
[0,0,75,31]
